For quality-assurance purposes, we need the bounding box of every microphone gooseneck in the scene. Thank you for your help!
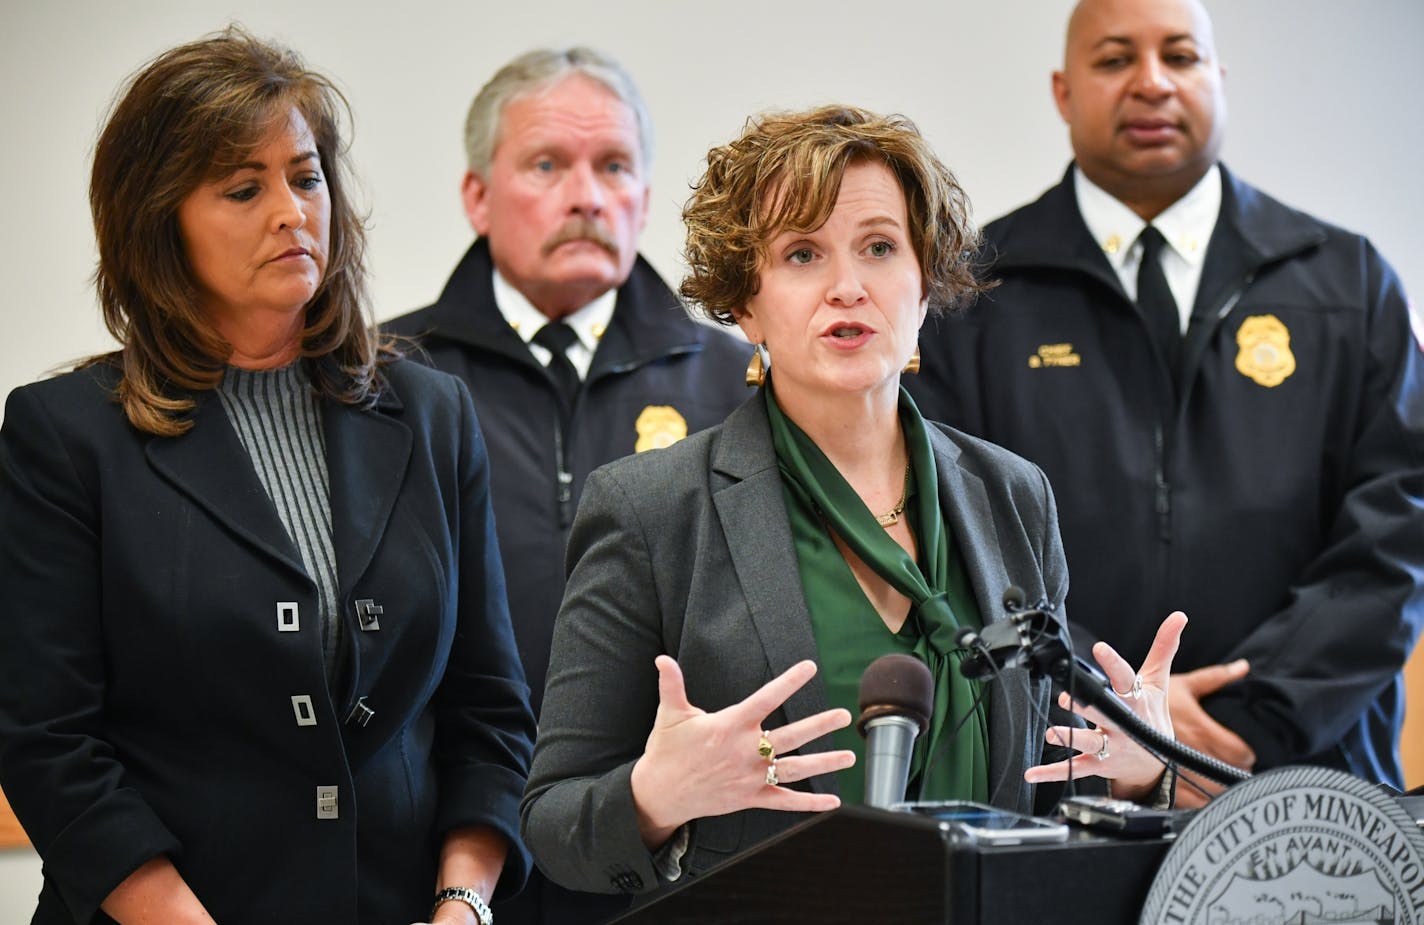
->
[959,591,1251,788]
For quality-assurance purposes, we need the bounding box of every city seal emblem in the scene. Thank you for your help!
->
[1234,313,1296,387]
[634,405,688,452]
[1141,766,1424,924]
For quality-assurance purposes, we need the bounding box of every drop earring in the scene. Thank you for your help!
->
[903,346,921,375]
[744,344,767,387]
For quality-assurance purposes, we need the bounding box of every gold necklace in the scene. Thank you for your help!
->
[874,462,912,528]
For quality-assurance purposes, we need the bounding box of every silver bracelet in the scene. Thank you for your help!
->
[432,886,493,925]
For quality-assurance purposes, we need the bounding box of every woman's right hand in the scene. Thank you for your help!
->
[629,656,855,849]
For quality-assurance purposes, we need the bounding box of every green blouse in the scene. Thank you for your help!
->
[765,385,990,804]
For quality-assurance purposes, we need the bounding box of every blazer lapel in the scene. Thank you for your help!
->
[323,389,411,600]
[146,392,306,576]
[708,400,834,788]
[927,428,1009,623]
[927,426,1040,811]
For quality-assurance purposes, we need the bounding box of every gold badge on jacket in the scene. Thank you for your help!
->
[634,405,688,452]
[1234,314,1296,387]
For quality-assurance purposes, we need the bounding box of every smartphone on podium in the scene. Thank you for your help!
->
[1058,794,1180,837]
[892,799,1070,845]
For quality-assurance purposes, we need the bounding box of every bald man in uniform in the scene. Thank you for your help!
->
[909,0,1424,802]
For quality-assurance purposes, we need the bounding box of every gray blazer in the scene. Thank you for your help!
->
[521,395,1069,896]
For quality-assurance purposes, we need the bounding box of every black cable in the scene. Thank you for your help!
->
[1056,601,1080,799]
[915,637,1005,802]
[981,644,1024,803]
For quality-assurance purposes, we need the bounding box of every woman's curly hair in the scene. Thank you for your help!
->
[681,104,988,325]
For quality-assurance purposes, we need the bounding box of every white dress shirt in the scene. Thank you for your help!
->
[1074,164,1223,334]
[491,269,617,379]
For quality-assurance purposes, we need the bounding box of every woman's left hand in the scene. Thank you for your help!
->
[1024,610,1187,801]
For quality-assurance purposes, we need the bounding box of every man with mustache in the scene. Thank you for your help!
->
[910,0,1424,803]
[386,47,747,925]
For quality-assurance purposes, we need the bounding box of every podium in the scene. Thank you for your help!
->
[614,805,1170,924]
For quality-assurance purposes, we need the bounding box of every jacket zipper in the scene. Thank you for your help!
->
[553,414,574,529]
[1153,425,1171,543]
[1151,272,1255,579]
[546,346,699,528]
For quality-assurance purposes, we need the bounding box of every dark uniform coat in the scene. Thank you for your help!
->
[908,165,1424,786]
[0,359,535,924]
[386,240,750,715]
[385,240,749,924]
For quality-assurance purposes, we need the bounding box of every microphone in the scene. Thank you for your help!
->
[857,654,934,809]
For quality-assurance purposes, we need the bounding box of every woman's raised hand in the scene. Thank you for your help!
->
[1025,611,1187,802]
[629,656,855,849]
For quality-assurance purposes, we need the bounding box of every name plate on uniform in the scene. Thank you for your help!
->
[1141,765,1424,924]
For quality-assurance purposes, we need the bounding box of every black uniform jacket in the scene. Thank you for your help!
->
[0,359,535,924]
[909,164,1424,786]
[385,240,750,718]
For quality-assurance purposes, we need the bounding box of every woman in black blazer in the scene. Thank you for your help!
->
[0,28,533,925]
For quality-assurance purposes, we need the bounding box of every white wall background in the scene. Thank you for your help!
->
[1,0,1421,912]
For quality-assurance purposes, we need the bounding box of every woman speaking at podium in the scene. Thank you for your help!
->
[522,105,1184,897]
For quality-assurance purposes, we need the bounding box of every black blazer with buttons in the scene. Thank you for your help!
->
[0,358,535,924]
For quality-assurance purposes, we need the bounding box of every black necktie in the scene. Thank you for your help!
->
[531,321,581,411]
[1136,226,1181,378]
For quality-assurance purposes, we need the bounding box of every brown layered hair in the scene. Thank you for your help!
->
[88,25,389,436]
[681,105,988,325]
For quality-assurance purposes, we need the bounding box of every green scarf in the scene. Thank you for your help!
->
[766,385,989,804]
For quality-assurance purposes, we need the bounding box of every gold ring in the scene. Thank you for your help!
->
[757,732,775,762]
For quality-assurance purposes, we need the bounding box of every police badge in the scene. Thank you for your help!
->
[634,405,688,452]
[1234,314,1296,387]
